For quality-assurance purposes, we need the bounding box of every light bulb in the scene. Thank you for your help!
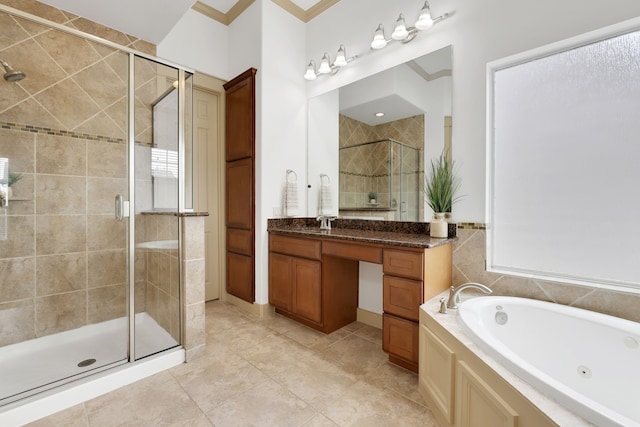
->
[415,1,434,30]
[371,24,387,50]
[318,53,332,74]
[304,60,317,80]
[334,45,348,67]
[391,13,408,40]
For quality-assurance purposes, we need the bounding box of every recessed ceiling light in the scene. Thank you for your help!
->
[375,112,385,117]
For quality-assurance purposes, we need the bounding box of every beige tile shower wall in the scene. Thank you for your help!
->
[181,216,205,361]
[339,115,425,214]
[0,3,157,346]
[453,227,640,323]
[0,127,128,345]
[1,0,155,56]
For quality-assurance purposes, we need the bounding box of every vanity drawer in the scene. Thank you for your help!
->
[270,234,321,260]
[383,275,422,321]
[383,313,418,364]
[322,240,382,263]
[383,249,424,280]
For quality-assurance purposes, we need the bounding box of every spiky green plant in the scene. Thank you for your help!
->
[424,153,461,213]
[8,172,23,187]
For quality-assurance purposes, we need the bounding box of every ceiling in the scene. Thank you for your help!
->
[37,0,330,44]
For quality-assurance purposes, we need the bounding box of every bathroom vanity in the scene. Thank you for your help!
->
[267,218,454,372]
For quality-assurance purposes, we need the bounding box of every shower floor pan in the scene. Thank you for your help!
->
[0,313,178,405]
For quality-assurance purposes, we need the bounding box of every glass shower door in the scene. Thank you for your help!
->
[0,13,130,404]
[132,56,186,359]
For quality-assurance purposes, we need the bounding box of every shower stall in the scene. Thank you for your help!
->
[339,139,423,221]
[0,6,193,406]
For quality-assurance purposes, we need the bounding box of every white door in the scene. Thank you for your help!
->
[193,82,224,301]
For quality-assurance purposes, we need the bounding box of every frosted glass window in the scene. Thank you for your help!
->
[488,28,640,290]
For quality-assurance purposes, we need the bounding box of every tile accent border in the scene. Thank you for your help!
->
[0,121,125,144]
[457,222,487,230]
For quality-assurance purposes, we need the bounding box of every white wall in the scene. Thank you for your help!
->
[255,0,308,304]
[157,9,229,79]
[307,90,339,217]
[304,0,640,222]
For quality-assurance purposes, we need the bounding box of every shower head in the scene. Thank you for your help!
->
[0,59,26,82]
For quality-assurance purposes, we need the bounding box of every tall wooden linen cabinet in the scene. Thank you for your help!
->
[223,68,257,303]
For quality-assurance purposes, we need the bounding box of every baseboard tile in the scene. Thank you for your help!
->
[357,308,382,329]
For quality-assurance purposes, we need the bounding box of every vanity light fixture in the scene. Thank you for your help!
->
[415,1,434,30]
[371,1,448,49]
[304,60,317,80]
[391,14,409,40]
[304,45,357,80]
[304,1,450,81]
[318,53,332,74]
[334,45,348,67]
[371,25,388,49]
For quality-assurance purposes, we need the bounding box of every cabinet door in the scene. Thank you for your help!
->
[226,158,253,230]
[456,361,519,427]
[420,324,455,426]
[269,253,292,311]
[224,69,255,161]
[226,252,253,303]
[292,258,322,323]
[383,314,418,363]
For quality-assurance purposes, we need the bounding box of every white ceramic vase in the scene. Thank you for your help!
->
[430,212,448,238]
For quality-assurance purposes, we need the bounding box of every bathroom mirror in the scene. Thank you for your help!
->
[307,46,452,221]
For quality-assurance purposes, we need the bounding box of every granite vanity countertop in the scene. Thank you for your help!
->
[267,218,457,249]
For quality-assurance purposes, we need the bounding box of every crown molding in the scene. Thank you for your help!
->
[192,0,255,25]
[193,0,339,25]
[406,60,452,82]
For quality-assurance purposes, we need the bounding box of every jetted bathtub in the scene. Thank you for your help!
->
[458,296,640,427]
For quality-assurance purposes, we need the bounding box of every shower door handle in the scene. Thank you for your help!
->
[115,194,123,221]
[115,194,130,221]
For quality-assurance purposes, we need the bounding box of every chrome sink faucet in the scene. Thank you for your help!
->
[316,215,336,230]
[445,282,492,310]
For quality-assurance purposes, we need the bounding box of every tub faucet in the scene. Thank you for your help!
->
[316,215,336,230]
[446,282,492,309]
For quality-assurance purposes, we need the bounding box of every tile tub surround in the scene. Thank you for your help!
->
[28,300,439,426]
[453,226,640,323]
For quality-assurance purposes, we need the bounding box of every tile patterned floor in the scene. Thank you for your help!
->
[28,301,440,426]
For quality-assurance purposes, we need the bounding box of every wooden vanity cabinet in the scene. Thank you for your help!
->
[269,234,359,333]
[268,231,452,370]
[383,244,452,372]
[269,235,322,325]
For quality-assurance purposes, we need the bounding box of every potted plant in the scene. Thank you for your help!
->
[424,153,461,238]
[368,191,377,204]
[7,172,23,198]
